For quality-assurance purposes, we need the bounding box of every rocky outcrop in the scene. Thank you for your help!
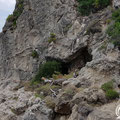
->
[0,86,53,120]
[0,0,120,120]
[113,0,120,8]
[0,0,78,81]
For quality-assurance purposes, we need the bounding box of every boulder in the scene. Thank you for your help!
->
[23,102,53,120]
[72,87,107,105]
[87,109,115,120]
[55,101,71,115]
[23,112,38,120]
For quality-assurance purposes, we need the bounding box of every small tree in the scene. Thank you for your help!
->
[33,61,62,82]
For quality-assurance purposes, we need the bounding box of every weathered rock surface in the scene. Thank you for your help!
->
[0,83,53,120]
[0,0,120,120]
[113,0,120,8]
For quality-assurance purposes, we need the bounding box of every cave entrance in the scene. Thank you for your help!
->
[45,58,70,75]
[46,47,92,75]
[60,62,70,75]
[68,47,92,73]
[68,47,92,72]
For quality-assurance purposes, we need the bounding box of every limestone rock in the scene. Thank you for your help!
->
[72,87,107,105]
[87,101,118,120]
[55,93,72,115]
[23,112,37,120]
[0,0,120,120]
[23,103,53,120]
[113,0,120,8]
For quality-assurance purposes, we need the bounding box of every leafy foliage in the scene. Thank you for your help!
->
[101,81,119,100]
[101,81,113,92]
[107,9,120,48]
[31,50,39,58]
[7,0,24,28]
[33,61,62,82]
[48,33,57,43]
[106,89,119,100]
[77,0,111,15]
[7,15,14,21]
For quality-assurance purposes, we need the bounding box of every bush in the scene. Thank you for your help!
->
[77,0,94,15]
[112,9,120,21]
[33,61,62,82]
[101,81,113,92]
[106,89,119,100]
[31,50,39,58]
[101,81,119,100]
[7,14,14,21]
[48,33,57,43]
[107,9,120,48]
[77,0,111,16]
[7,0,24,28]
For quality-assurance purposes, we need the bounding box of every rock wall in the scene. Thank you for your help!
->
[0,0,81,81]
[0,0,120,120]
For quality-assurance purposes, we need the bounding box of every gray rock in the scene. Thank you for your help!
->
[23,102,53,120]
[23,112,37,120]
[87,109,115,120]
[113,0,120,8]
[53,79,66,86]
[0,0,120,120]
[78,103,93,117]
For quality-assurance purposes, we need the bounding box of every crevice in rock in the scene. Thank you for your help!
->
[68,46,92,72]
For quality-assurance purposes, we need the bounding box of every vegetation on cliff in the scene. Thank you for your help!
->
[7,0,24,28]
[31,50,39,58]
[77,0,111,15]
[33,61,62,82]
[101,81,119,100]
[107,9,120,48]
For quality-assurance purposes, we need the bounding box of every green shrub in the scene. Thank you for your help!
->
[7,0,24,28]
[107,9,120,48]
[7,14,14,21]
[94,0,111,8]
[77,0,111,16]
[106,19,111,24]
[106,89,119,100]
[31,50,39,58]
[101,81,119,100]
[13,21,17,28]
[77,0,93,15]
[48,33,57,43]
[101,81,113,92]
[33,61,62,82]
[112,9,120,21]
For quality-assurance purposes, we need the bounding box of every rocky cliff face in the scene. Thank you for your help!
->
[0,0,78,81]
[0,0,120,120]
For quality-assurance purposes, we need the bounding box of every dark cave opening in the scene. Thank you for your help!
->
[46,47,92,75]
[81,47,93,65]
[68,47,93,72]
[60,62,70,75]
